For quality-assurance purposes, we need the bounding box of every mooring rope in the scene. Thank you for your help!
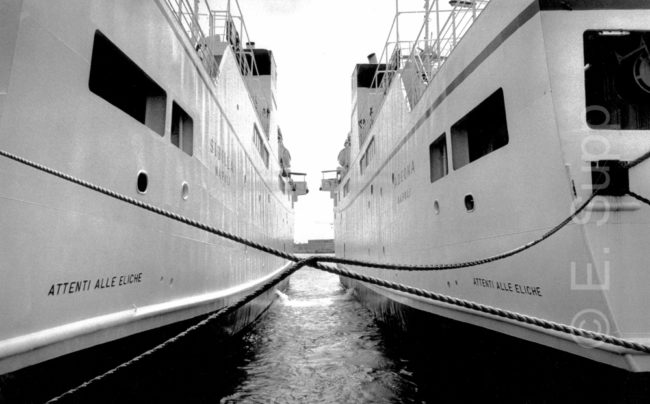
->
[2,148,650,401]
[47,255,650,402]
[0,148,595,271]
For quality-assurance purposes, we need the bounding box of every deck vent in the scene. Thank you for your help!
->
[591,160,629,196]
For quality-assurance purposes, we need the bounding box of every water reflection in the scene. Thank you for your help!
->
[220,267,419,403]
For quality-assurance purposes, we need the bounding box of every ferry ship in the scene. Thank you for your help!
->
[0,0,306,375]
[322,0,650,372]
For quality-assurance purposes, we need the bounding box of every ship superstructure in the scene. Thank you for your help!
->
[324,0,650,372]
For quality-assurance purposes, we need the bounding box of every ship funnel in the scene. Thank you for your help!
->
[367,53,378,64]
[246,41,256,49]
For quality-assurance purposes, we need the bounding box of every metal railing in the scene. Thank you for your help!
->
[369,0,491,113]
[164,0,269,133]
[165,0,221,78]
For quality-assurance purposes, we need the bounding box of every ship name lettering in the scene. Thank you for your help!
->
[397,188,412,204]
[392,160,415,188]
[210,138,234,185]
[210,138,234,171]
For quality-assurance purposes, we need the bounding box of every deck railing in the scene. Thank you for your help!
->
[164,0,221,78]
[369,0,491,114]
[164,0,268,133]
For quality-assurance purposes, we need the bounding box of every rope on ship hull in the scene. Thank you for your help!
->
[1,148,650,401]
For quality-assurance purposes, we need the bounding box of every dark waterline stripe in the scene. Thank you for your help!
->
[539,0,650,10]
[339,1,540,212]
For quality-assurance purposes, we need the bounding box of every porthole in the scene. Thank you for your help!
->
[464,194,475,212]
[136,170,148,194]
[433,200,440,215]
[181,182,190,200]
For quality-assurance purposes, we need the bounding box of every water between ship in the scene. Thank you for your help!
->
[5,254,650,402]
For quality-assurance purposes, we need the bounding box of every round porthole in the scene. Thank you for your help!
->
[433,200,440,215]
[136,171,148,194]
[464,194,475,212]
[181,182,190,200]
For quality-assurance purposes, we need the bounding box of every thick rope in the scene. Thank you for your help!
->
[46,257,318,403]
[0,148,594,271]
[311,193,596,271]
[1,148,649,400]
[46,256,650,402]
[623,150,650,170]
[628,191,650,207]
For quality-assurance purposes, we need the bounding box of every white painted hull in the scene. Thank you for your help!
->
[0,0,294,374]
[333,0,650,372]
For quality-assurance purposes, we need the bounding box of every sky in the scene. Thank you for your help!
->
[234,0,430,242]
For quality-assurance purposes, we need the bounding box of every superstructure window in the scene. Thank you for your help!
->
[171,102,193,156]
[429,134,448,183]
[253,124,269,167]
[585,30,650,130]
[89,31,166,136]
[360,137,376,175]
[451,88,509,170]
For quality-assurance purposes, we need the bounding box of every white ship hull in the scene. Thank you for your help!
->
[0,0,297,374]
[331,0,650,372]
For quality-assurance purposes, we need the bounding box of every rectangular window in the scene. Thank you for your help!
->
[429,134,448,183]
[359,137,376,175]
[253,124,269,167]
[451,88,509,170]
[171,102,193,156]
[89,31,166,136]
[343,180,350,197]
[584,30,650,130]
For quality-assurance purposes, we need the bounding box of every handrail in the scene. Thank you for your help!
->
[367,1,491,120]
[164,0,269,133]
[164,0,221,78]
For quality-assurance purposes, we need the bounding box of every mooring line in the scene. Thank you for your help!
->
[3,148,650,401]
[0,148,595,271]
[45,258,318,403]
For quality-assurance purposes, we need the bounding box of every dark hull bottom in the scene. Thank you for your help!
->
[0,280,287,403]
[341,277,650,402]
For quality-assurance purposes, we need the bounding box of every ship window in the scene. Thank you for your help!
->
[253,124,269,168]
[451,88,509,170]
[171,102,193,156]
[360,137,376,175]
[584,30,650,130]
[429,133,448,183]
[89,31,166,136]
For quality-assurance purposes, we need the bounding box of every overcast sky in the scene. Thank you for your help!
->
[236,0,429,242]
